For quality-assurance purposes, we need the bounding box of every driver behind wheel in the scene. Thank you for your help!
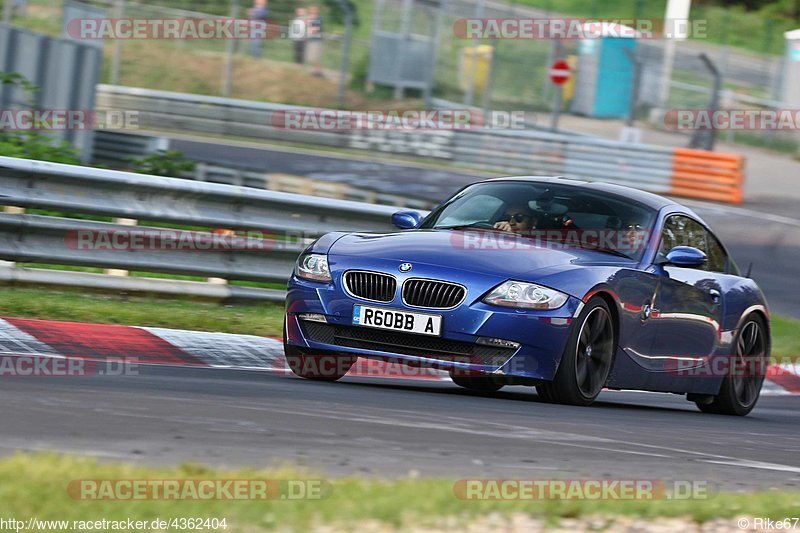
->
[493,204,537,234]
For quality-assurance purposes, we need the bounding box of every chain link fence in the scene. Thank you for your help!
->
[5,0,799,151]
[425,0,795,151]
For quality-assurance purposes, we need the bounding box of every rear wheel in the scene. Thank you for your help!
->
[695,315,768,416]
[450,372,504,392]
[536,297,615,406]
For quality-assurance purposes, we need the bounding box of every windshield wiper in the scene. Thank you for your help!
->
[570,243,633,259]
[434,222,495,231]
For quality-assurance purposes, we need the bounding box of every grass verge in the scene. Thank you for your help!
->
[2,453,800,531]
[0,285,797,361]
[771,315,800,364]
[0,286,284,337]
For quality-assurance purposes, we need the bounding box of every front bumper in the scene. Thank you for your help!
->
[285,263,581,381]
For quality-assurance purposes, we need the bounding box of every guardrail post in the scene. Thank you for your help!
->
[105,218,137,277]
[1,206,25,267]
[207,228,235,286]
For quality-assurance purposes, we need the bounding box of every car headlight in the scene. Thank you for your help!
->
[296,253,331,282]
[483,281,568,310]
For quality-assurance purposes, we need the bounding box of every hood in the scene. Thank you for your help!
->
[328,230,629,279]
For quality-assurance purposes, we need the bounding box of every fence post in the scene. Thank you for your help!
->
[688,53,721,152]
[336,0,354,108]
[110,0,125,85]
[464,0,485,107]
[3,0,12,23]
[221,0,239,97]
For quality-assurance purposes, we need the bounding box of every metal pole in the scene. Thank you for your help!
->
[689,53,720,151]
[336,0,354,108]
[658,0,692,110]
[3,0,12,24]
[550,85,562,132]
[221,0,239,97]
[394,0,413,100]
[657,37,675,109]
[422,0,443,107]
[549,40,564,132]
[482,0,514,115]
[110,0,125,85]
[464,0,484,106]
[623,48,642,127]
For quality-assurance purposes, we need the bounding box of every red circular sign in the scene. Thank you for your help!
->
[549,60,571,85]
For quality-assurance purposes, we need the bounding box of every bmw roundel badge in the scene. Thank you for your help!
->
[399,263,413,273]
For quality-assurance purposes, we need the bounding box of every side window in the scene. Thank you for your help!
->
[658,215,710,270]
[436,194,503,227]
[705,231,730,274]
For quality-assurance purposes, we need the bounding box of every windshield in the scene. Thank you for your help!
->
[420,181,657,261]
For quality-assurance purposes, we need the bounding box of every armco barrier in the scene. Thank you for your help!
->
[670,148,745,204]
[0,156,411,300]
[96,85,746,205]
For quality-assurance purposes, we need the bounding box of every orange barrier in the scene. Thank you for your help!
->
[670,148,745,204]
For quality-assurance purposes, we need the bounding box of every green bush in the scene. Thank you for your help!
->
[127,149,197,177]
[0,72,82,164]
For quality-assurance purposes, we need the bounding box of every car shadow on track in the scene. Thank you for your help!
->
[337,376,700,415]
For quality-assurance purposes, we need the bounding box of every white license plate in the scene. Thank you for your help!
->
[352,305,442,336]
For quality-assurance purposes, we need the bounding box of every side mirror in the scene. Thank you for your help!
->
[391,210,422,230]
[664,246,707,268]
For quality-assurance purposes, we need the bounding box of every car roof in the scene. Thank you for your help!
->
[483,176,681,212]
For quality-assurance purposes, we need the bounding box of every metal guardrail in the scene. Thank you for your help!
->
[90,131,434,210]
[191,165,435,210]
[0,214,305,282]
[96,85,746,204]
[92,130,170,167]
[0,156,411,300]
[0,157,398,236]
[451,129,675,193]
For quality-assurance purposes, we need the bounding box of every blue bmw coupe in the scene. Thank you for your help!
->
[284,177,770,415]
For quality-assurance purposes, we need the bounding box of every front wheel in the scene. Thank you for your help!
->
[536,297,615,406]
[695,315,768,416]
[284,343,357,381]
[283,319,356,381]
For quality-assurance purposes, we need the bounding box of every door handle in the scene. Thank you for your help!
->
[708,289,721,303]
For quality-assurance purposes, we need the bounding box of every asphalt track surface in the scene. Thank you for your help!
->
[3,139,797,492]
[2,364,799,490]
[171,137,800,318]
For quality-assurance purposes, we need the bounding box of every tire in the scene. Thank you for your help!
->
[536,297,616,406]
[283,319,356,381]
[694,315,768,416]
[450,372,505,392]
